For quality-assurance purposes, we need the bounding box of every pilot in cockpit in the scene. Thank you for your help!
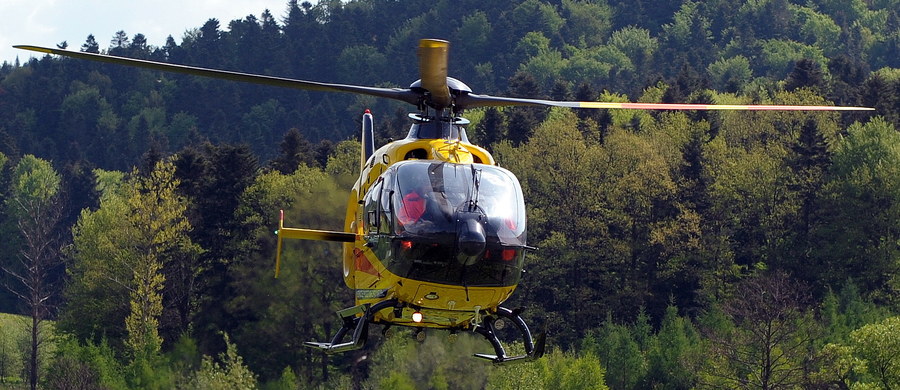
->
[396,171,453,232]
[397,171,438,226]
[398,185,427,226]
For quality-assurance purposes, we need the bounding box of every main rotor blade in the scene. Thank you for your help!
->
[458,93,875,111]
[14,45,421,106]
[417,39,451,109]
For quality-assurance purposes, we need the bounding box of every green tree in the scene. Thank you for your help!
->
[708,56,753,93]
[758,39,829,80]
[814,117,900,300]
[474,107,507,149]
[860,70,900,127]
[489,349,609,390]
[849,316,900,389]
[791,5,842,55]
[2,155,63,390]
[175,143,258,355]
[61,169,132,346]
[644,304,701,389]
[68,160,201,361]
[607,26,658,76]
[189,333,257,390]
[551,351,610,390]
[228,164,350,382]
[809,343,864,390]
[505,71,547,145]
[660,1,714,75]
[121,160,201,361]
[704,128,795,270]
[592,320,645,390]
[505,0,565,45]
[44,337,127,390]
[240,99,286,160]
[495,109,608,342]
[58,83,123,168]
[81,34,100,53]
[562,0,613,47]
[703,272,816,390]
[269,128,315,174]
[784,59,827,93]
[366,333,491,390]
[453,11,493,62]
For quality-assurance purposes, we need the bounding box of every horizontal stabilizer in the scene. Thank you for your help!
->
[277,227,355,242]
[274,210,355,278]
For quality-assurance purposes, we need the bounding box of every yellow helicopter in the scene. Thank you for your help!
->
[15,39,872,363]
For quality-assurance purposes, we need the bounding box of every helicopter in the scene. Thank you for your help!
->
[15,39,872,364]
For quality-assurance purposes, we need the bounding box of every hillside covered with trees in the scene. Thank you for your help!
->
[1,0,899,389]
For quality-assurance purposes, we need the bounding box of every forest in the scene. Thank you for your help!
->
[0,0,899,388]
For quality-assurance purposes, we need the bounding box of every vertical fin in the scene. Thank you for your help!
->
[361,110,374,172]
[275,210,285,278]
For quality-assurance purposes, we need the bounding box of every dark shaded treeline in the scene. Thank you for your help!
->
[1,0,897,169]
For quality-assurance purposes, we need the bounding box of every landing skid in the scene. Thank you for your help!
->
[303,301,545,364]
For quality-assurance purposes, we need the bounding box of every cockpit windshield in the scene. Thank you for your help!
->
[379,161,527,287]
[394,161,526,242]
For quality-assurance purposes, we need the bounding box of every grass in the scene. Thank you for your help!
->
[0,313,25,387]
[0,312,56,389]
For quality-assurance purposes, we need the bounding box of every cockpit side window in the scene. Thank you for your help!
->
[364,179,383,232]
[379,174,394,234]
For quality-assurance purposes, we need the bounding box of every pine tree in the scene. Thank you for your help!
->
[505,71,546,146]
[785,59,826,93]
[270,128,313,174]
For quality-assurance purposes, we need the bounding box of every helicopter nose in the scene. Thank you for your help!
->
[458,217,486,258]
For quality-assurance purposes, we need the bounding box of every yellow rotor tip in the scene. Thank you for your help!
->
[14,45,53,54]
[419,39,449,48]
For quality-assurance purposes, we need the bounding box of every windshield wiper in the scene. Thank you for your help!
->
[469,165,481,212]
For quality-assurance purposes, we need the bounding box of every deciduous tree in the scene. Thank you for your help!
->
[68,160,201,361]
[2,155,63,390]
[703,271,816,390]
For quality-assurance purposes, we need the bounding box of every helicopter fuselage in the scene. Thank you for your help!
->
[341,118,526,330]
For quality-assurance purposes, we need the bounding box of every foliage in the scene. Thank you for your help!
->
[45,336,128,390]
[365,332,491,390]
[65,158,202,360]
[814,117,900,302]
[188,334,257,390]
[701,272,816,389]
[849,316,900,389]
[0,313,25,384]
[708,56,753,93]
[3,155,63,390]
[487,349,609,390]
[0,0,899,387]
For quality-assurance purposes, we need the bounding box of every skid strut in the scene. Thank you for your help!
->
[473,307,546,364]
[303,299,398,354]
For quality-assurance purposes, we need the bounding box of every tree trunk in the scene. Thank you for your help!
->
[30,313,38,390]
